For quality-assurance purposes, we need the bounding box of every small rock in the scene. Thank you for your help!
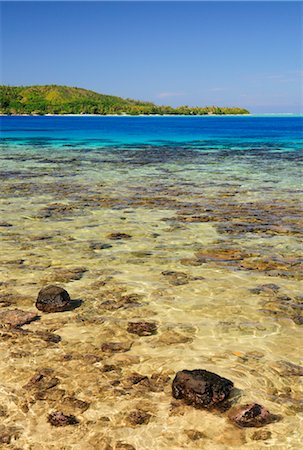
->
[125,372,149,386]
[115,442,136,450]
[292,315,303,325]
[0,308,38,328]
[250,284,280,295]
[34,330,61,343]
[90,242,113,250]
[60,396,90,413]
[272,360,303,376]
[0,293,17,308]
[251,429,272,440]
[23,369,59,391]
[36,285,71,313]
[0,425,21,444]
[0,221,13,227]
[126,409,151,426]
[157,330,192,345]
[108,233,132,240]
[102,364,118,373]
[47,411,78,427]
[228,403,280,428]
[172,369,234,408]
[35,388,65,402]
[49,267,87,282]
[161,271,189,286]
[185,429,206,441]
[0,405,8,417]
[127,321,157,336]
[101,342,133,353]
[180,258,205,266]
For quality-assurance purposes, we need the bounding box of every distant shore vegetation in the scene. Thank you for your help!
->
[0,85,249,116]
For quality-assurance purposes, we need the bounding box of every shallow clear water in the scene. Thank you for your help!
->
[0,116,302,449]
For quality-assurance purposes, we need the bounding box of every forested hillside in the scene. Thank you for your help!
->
[0,85,249,115]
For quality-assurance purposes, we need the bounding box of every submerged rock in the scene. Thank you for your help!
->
[126,409,151,426]
[161,270,189,286]
[23,369,59,391]
[34,330,61,343]
[127,321,157,336]
[228,403,280,428]
[0,221,12,227]
[172,369,234,408]
[251,429,272,441]
[0,425,21,444]
[60,396,90,413]
[249,284,280,295]
[108,232,132,240]
[101,341,133,353]
[271,360,303,377]
[122,371,170,393]
[36,285,71,312]
[292,315,303,325]
[0,308,38,328]
[90,242,113,250]
[185,429,206,441]
[48,411,78,427]
[115,442,136,450]
[48,267,87,282]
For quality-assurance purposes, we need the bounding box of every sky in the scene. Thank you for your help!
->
[1,1,302,113]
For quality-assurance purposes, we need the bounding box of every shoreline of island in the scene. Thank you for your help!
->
[1,113,301,118]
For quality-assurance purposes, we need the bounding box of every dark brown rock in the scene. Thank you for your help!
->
[36,285,71,313]
[127,321,157,336]
[172,369,234,409]
[228,403,280,428]
[48,411,78,427]
[0,308,38,328]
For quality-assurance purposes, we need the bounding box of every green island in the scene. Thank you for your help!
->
[0,85,249,116]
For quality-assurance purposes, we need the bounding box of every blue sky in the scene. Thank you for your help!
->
[1,1,302,113]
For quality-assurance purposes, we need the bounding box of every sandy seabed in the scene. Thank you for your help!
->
[0,142,302,449]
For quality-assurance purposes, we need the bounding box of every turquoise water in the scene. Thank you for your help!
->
[0,116,302,449]
[1,115,303,149]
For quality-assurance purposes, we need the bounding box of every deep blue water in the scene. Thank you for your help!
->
[1,115,302,151]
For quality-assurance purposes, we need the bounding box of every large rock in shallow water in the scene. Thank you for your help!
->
[36,285,70,313]
[172,369,234,408]
[228,403,280,428]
